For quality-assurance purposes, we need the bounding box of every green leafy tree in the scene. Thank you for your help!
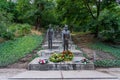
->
[56,0,89,32]
[17,0,57,29]
[0,9,14,40]
[83,0,117,37]
[98,6,120,43]
[16,0,31,23]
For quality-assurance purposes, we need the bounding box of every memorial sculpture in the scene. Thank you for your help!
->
[54,25,62,39]
[47,24,54,50]
[62,25,71,51]
[54,25,59,39]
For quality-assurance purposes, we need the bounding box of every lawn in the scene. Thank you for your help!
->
[89,42,120,59]
[0,35,43,67]
[89,42,120,67]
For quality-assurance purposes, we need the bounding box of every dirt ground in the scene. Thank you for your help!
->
[72,33,115,60]
[31,29,42,35]
[7,54,34,69]
[0,38,5,43]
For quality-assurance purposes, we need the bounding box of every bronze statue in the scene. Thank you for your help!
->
[47,24,54,50]
[62,25,71,51]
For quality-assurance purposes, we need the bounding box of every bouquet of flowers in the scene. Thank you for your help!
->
[49,51,74,63]
[81,58,89,64]
[49,53,63,63]
[39,59,48,64]
[61,50,74,61]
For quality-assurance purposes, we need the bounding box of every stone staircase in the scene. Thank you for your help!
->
[28,32,95,70]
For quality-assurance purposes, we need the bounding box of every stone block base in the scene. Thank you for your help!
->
[28,57,94,70]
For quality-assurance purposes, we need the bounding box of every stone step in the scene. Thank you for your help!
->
[44,40,73,44]
[42,44,75,49]
[43,43,74,46]
[42,44,60,49]
[37,49,83,57]
[28,57,94,70]
[9,71,118,80]
[44,40,62,43]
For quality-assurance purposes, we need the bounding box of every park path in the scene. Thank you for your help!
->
[0,69,26,80]
[0,68,120,80]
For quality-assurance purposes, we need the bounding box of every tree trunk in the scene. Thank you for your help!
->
[35,18,41,30]
[94,25,99,37]
[83,0,101,38]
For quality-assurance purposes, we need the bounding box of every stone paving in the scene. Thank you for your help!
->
[9,70,119,80]
[0,68,120,80]
[0,69,26,80]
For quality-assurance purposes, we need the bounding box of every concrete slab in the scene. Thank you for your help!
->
[10,71,62,80]
[62,79,119,80]
[9,71,118,80]
[62,70,118,79]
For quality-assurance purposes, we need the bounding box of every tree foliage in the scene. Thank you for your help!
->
[0,0,120,43]
[56,0,120,43]
[56,0,90,31]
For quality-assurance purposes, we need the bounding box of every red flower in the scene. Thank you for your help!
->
[83,59,87,62]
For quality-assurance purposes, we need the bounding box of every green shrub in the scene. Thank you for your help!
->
[0,23,32,40]
[17,24,32,36]
[99,29,120,43]
[1,31,14,40]
[97,8,120,43]
[8,23,32,38]
[0,35,43,67]
[0,23,15,40]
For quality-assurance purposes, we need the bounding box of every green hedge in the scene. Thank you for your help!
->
[0,35,43,67]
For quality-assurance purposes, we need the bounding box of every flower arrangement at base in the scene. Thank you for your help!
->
[81,58,90,64]
[38,59,48,64]
[61,50,74,61]
[49,53,63,63]
[49,51,74,63]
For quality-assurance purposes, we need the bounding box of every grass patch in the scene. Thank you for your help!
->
[0,35,43,67]
[89,42,120,59]
[89,42,120,67]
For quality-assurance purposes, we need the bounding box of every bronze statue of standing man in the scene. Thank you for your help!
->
[47,24,54,50]
[62,25,71,51]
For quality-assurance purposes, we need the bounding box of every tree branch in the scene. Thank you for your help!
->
[95,0,101,18]
[83,0,96,19]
